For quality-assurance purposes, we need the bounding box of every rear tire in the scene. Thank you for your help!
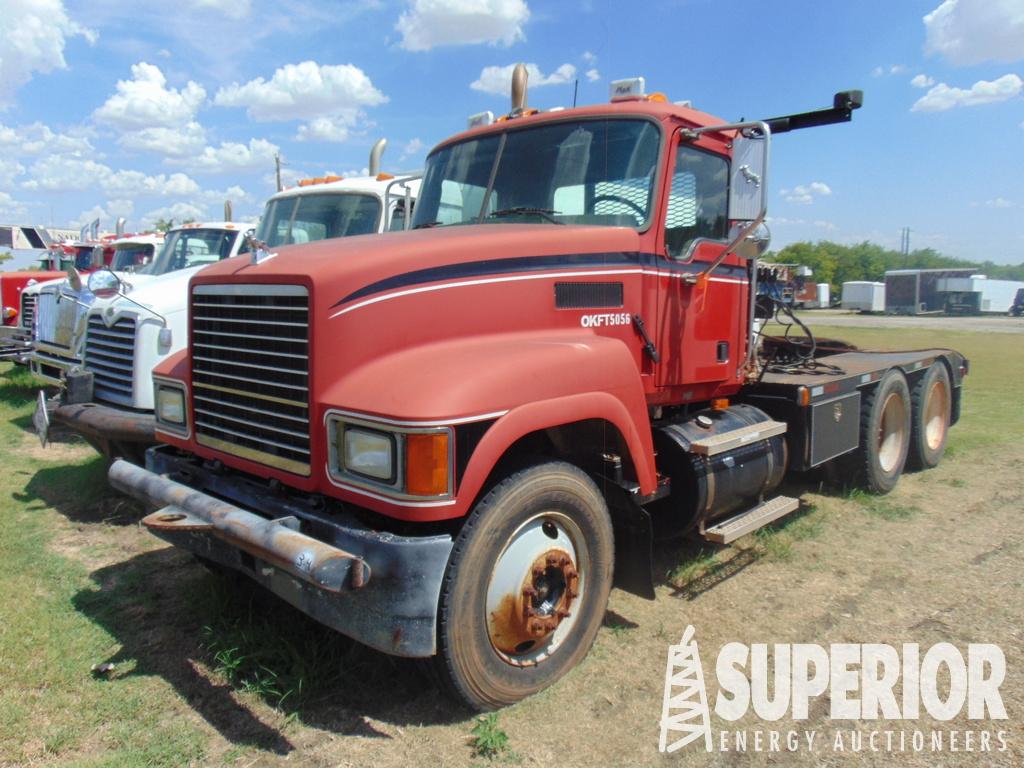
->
[432,461,614,711]
[838,368,911,494]
[907,363,951,470]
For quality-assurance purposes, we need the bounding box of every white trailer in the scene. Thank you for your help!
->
[841,281,885,312]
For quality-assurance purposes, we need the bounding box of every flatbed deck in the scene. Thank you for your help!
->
[749,348,966,403]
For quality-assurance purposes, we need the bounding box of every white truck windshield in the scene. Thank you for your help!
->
[147,229,239,276]
[255,193,382,247]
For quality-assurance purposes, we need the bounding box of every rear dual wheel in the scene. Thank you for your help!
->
[844,368,912,494]
[432,461,614,711]
[908,363,952,470]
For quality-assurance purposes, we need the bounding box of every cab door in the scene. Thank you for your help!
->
[654,135,744,390]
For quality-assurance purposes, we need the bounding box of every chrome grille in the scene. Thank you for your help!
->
[19,292,36,330]
[35,289,82,347]
[191,284,310,476]
[84,315,137,405]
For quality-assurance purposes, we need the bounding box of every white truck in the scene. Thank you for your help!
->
[37,144,420,462]
[29,232,165,383]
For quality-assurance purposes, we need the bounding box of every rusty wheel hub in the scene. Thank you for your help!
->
[486,513,588,665]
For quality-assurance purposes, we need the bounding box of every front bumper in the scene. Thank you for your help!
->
[109,446,453,657]
[52,401,156,456]
[0,324,32,362]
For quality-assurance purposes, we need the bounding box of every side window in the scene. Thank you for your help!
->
[665,144,728,259]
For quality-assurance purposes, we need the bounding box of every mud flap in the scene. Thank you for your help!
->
[33,390,51,448]
[601,480,656,600]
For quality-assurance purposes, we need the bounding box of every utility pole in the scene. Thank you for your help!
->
[900,226,911,257]
[274,153,283,192]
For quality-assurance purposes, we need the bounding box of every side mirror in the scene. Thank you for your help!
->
[66,265,83,292]
[728,132,769,222]
[732,223,771,260]
[87,268,124,299]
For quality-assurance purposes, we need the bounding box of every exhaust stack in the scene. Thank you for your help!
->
[511,63,528,114]
[224,200,233,222]
[116,217,126,237]
[368,138,387,176]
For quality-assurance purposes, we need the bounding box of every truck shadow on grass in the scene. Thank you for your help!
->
[72,549,469,755]
[14,457,145,525]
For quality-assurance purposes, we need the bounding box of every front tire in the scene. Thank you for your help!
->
[433,461,614,711]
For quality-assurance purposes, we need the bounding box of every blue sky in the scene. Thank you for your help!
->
[1,0,1022,263]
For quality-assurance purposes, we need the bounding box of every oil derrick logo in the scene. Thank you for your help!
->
[658,625,712,753]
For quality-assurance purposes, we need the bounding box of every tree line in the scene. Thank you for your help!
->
[763,240,1024,291]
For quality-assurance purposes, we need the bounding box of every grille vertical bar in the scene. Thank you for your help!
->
[191,284,310,476]
[19,292,36,330]
[84,315,137,404]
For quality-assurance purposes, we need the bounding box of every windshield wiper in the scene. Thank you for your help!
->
[486,207,563,225]
[412,220,441,229]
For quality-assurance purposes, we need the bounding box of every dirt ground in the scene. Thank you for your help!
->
[1,322,1022,767]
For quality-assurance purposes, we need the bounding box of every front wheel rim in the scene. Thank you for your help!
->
[485,511,589,667]
[877,390,907,474]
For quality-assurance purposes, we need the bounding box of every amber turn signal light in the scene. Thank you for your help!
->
[405,432,450,496]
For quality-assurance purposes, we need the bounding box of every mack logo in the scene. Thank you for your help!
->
[580,312,631,328]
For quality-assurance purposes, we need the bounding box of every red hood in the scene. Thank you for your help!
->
[190,223,644,304]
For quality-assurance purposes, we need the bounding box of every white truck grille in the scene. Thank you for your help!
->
[191,284,310,476]
[35,289,83,348]
[83,315,137,405]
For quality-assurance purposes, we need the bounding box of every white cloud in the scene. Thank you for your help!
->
[214,61,386,142]
[911,73,1023,111]
[187,0,252,19]
[72,199,135,227]
[186,138,279,174]
[582,51,597,64]
[972,197,1015,208]
[911,74,936,88]
[400,137,424,160]
[119,122,207,157]
[0,191,28,218]
[0,0,95,108]
[872,64,908,77]
[142,201,207,226]
[0,120,94,155]
[586,68,600,82]
[397,0,530,51]
[0,157,25,187]
[296,116,358,143]
[780,181,832,205]
[22,155,200,198]
[94,62,205,130]
[923,0,1024,66]
[470,62,576,95]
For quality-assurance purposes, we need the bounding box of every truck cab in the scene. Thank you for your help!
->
[111,72,965,711]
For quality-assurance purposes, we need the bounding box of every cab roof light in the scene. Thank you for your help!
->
[610,77,646,102]
[467,110,494,128]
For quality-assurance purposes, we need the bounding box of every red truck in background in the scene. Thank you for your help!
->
[110,71,965,710]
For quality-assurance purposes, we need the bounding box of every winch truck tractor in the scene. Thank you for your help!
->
[38,141,420,463]
[110,70,965,711]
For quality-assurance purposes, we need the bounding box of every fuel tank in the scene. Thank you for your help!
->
[651,404,787,537]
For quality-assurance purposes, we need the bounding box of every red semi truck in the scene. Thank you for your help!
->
[110,73,965,710]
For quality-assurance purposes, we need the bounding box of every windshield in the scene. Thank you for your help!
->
[146,228,239,276]
[255,192,382,247]
[111,245,155,271]
[412,119,662,229]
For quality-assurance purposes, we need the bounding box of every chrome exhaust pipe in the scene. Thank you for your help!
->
[368,138,387,176]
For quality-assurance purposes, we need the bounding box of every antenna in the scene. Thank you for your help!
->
[573,78,578,108]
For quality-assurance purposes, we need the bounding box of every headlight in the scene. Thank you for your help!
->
[328,413,453,499]
[342,426,395,482]
[155,385,186,426]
